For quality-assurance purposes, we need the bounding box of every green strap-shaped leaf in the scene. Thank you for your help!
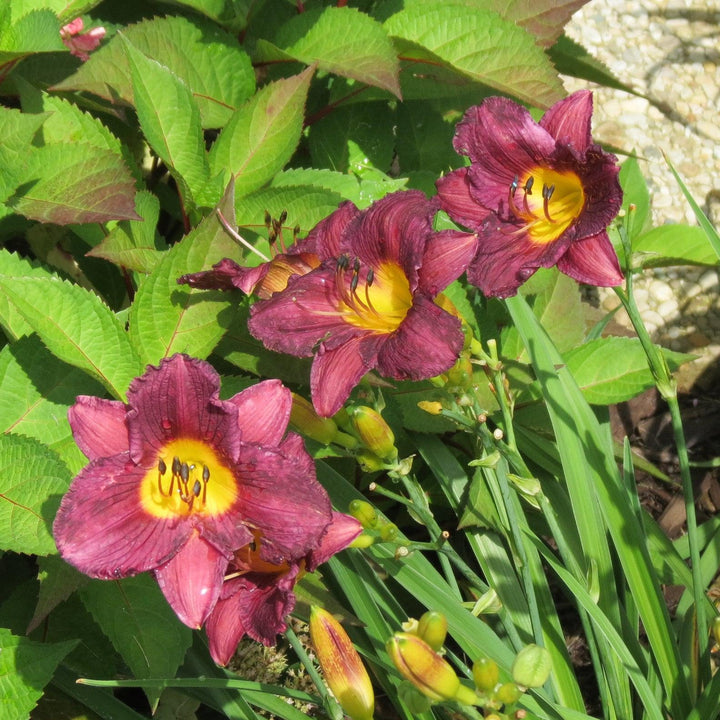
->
[0,628,76,720]
[54,15,255,129]
[209,66,314,198]
[633,224,719,268]
[80,574,192,711]
[0,433,71,556]
[123,37,210,210]
[0,275,143,400]
[384,3,564,108]
[256,6,401,97]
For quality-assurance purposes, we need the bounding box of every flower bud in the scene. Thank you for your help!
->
[511,644,552,689]
[349,532,375,548]
[349,406,397,462]
[472,657,499,692]
[493,682,522,706]
[446,354,473,389]
[378,521,398,542]
[290,394,340,445]
[416,611,447,651]
[309,606,374,720]
[356,451,386,473]
[387,632,477,705]
[348,499,378,529]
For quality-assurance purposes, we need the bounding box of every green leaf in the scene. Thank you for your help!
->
[209,66,313,198]
[0,8,64,65]
[123,36,210,209]
[257,6,400,97]
[80,574,192,711]
[128,187,239,366]
[0,433,71,556]
[86,190,167,273]
[619,156,651,237]
[384,3,564,109]
[0,628,76,720]
[633,224,720,268]
[0,275,143,400]
[564,336,693,405]
[169,0,251,32]
[54,15,255,129]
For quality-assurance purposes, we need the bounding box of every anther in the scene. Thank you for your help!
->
[264,210,272,229]
[510,175,519,194]
[172,456,181,476]
[337,254,349,271]
[158,458,167,475]
[278,210,288,226]
[542,184,556,222]
[366,268,374,286]
[523,176,534,194]
[350,270,360,293]
[180,462,190,484]
[192,480,202,497]
[203,465,210,482]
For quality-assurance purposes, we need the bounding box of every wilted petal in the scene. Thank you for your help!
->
[556,230,623,286]
[418,229,478,295]
[178,258,248,291]
[154,531,229,628]
[229,379,291,447]
[69,396,129,460]
[540,89,592,151]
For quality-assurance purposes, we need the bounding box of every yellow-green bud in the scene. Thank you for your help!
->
[416,611,447,651]
[512,644,552,689]
[493,682,522,706]
[378,521,399,542]
[356,451,386,473]
[349,532,375,548]
[290,394,339,445]
[309,606,375,720]
[387,632,478,705]
[348,499,378,529]
[349,406,397,461]
[446,354,473,388]
[472,657,499,692]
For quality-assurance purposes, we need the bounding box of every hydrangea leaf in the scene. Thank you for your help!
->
[128,186,239,366]
[256,6,401,97]
[633,225,719,268]
[123,37,210,210]
[0,275,143,400]
[87,190,166,274]
[28,555,88,634]
[209,66,313,198]
[0,336,103,473]
[53,15,255,129]
[0,628,76,720]
[564,337,693,405]
[0,8,64,65]
[0,434,71,556]
[80,574,192,711]
[170,0,253,32]
[384,3,564,108]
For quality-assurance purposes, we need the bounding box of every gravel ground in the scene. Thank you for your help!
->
[565,0,720,390]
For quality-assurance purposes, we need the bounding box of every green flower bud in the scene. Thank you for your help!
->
[348,499,378,529]
[512,644,552,689]
[349,532,375,548]
[472,657,499,692]
[356,451,386,473]
[493,682,522,706]
[349,406,397,461]
[290,394,339,445]
[446,353,473,388]
[378,521,399,542]
[416,611,448,651]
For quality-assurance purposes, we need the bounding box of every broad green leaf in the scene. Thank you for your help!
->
[0,336,102,472]
[564,336,693,405]
[80,574,192,710]
[87,190,167,273]
[54,15,255,129]
[123,37,210,209]
[633,224,719,268]
[0,8,64,65]
[384,3,564,109]
[28,554,88,633]
[619,156,651,237]
[0,275,143,400]
[257,7,400,97]
[0,106,47,205]
[170,0,252,33]
[209,66,313,198]
[128,187,239,366]
[0,628,75,720]
[0,433,71,556]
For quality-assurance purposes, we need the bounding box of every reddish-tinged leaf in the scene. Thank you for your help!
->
[489,0,590,47]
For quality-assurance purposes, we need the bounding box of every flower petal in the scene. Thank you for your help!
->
[302,200,359,257]
[126,354,241,466]
[435,168,490,233]
[228,379,291,447]
[557,230,624,286]
[377,296,463,379]
[53,454,188,577]
[154,531,229,628]
[177,258,248,291]
[306,512,362,571]
[68,396,129,460]
[310,333,383,417]
[418,229,478,295]
[540,90,592,151]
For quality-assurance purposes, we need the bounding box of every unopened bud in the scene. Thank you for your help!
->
[416,611,447,651]
[493,682,522,706]
[349,406,397,461]
[446,354,473,388]
[290,394,340,445]
[512,644,551,689]
[387,632,478,705]
[418,400,444,415]
[378,521,399,542]
[348,500,378,529]
[309,606,375,720]
[356,451,386,473]
[472,657,499,692]
[349,532,375,548]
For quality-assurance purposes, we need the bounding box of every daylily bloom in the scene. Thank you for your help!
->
[205,511,362,665]
[53,354,333,629]
[60,18,105,61]
[436,90,623,298]
[248,191,478,416]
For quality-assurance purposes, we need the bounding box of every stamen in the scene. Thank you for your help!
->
[157,458,168,496]
[192,480,202,497]
[523,176,534,194]
[217,209,270,262]
[542,184,556,222]
[203,465,210,482]
[158,458,167,475]
[366,268,374,286]
[172,456,181,476]
[510,175,519,194]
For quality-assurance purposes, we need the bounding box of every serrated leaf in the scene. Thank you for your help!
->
[28,554,88,633]
[128,187,239,366]
[123,36,210,209]
[257,6,400,97]
[0,9,64,65]
[0,106,48,199]
[80,574,192,710]
[633,225,719,268]
[385,4,564,108]
[564,336,693,405]
[0,275,143,400]
[209,66,313,198]
[53,15,255,129]
[170,0,252,33]
[0,433,71,556]
[87,190,166,273]
[0,628,76,720]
